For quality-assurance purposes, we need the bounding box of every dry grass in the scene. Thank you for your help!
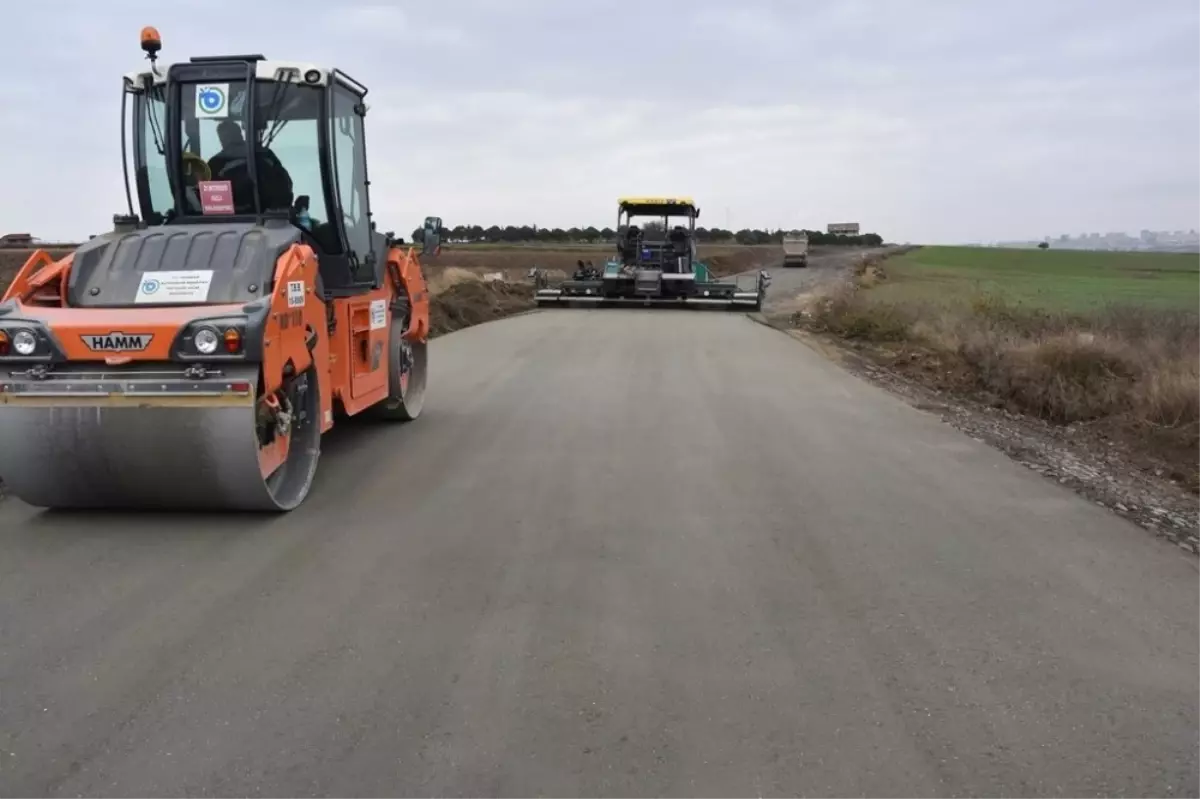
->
[804,280,1200,490]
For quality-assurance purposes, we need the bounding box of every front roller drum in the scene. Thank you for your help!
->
[0,363,322,511]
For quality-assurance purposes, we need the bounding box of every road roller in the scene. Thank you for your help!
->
[0,28,440,511]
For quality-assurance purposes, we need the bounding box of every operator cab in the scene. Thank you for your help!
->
[614,197,699,274]
[120,27,407,295]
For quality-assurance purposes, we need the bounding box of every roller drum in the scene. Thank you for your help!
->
[0,364,321,511]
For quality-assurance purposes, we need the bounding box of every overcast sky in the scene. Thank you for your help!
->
[2,0,1197,243]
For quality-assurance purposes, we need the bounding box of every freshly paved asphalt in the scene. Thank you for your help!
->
[1,309,1196,797]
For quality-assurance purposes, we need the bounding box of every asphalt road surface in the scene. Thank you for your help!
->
[1,310,1196,797]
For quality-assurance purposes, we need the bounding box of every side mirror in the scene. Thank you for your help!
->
[422,215,442,257]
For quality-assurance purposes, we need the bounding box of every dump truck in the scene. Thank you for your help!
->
[0,28,441,512]
[531,196,770,310]
[782,230,809,267]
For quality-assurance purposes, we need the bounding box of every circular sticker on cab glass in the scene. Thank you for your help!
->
[196,84,228,118]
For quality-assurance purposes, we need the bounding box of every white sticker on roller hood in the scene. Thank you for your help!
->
[369,299,387,330]
[135,270,215,304]
[287,280,305,307]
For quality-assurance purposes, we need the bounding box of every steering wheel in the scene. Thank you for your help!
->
[181,151,212,184]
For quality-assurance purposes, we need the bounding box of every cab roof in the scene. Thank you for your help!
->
[123,59,355,91]
[618,196,698,217]
[619,196,695,208]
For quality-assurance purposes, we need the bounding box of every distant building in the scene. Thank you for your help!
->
[0,232,33,246]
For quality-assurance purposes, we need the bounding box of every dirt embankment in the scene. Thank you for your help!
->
[426,267,533,336]
[780,250,1199,551]
[701,246,781,277]
[0,248,74,293]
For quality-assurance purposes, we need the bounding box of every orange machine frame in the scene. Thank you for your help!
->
[1,241,430,436]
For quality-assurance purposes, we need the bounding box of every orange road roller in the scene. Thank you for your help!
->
[0,28,440,511]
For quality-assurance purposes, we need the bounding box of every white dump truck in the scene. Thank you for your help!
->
[782,230,809,267]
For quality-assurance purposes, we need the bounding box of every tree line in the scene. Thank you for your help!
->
[412,223,883,248]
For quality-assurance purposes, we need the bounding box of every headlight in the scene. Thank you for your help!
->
[194,327,220,355]
[13,329,37,356]
[174,316,252,361]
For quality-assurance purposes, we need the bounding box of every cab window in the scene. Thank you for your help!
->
[173,81,319,222]
[134,87,173,223]
[255,83,336,249]
[331,83,372,272]
[176,81,254,214]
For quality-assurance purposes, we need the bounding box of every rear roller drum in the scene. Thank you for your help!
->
[371,315,427,421]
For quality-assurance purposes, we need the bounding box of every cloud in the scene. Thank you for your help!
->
[327,4,469,45]
[0,0,1196,243]
[691,6,786,41]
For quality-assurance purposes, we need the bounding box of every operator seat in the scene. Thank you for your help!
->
[669,226,688,251]
[666,226,690,274]
[623,225,641,263]
[254,149,295,212]
[206,121,294,214]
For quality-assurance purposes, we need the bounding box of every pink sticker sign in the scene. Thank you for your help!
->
[198,180,234,215]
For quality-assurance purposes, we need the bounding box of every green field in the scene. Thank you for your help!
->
[868,246,1200,312]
